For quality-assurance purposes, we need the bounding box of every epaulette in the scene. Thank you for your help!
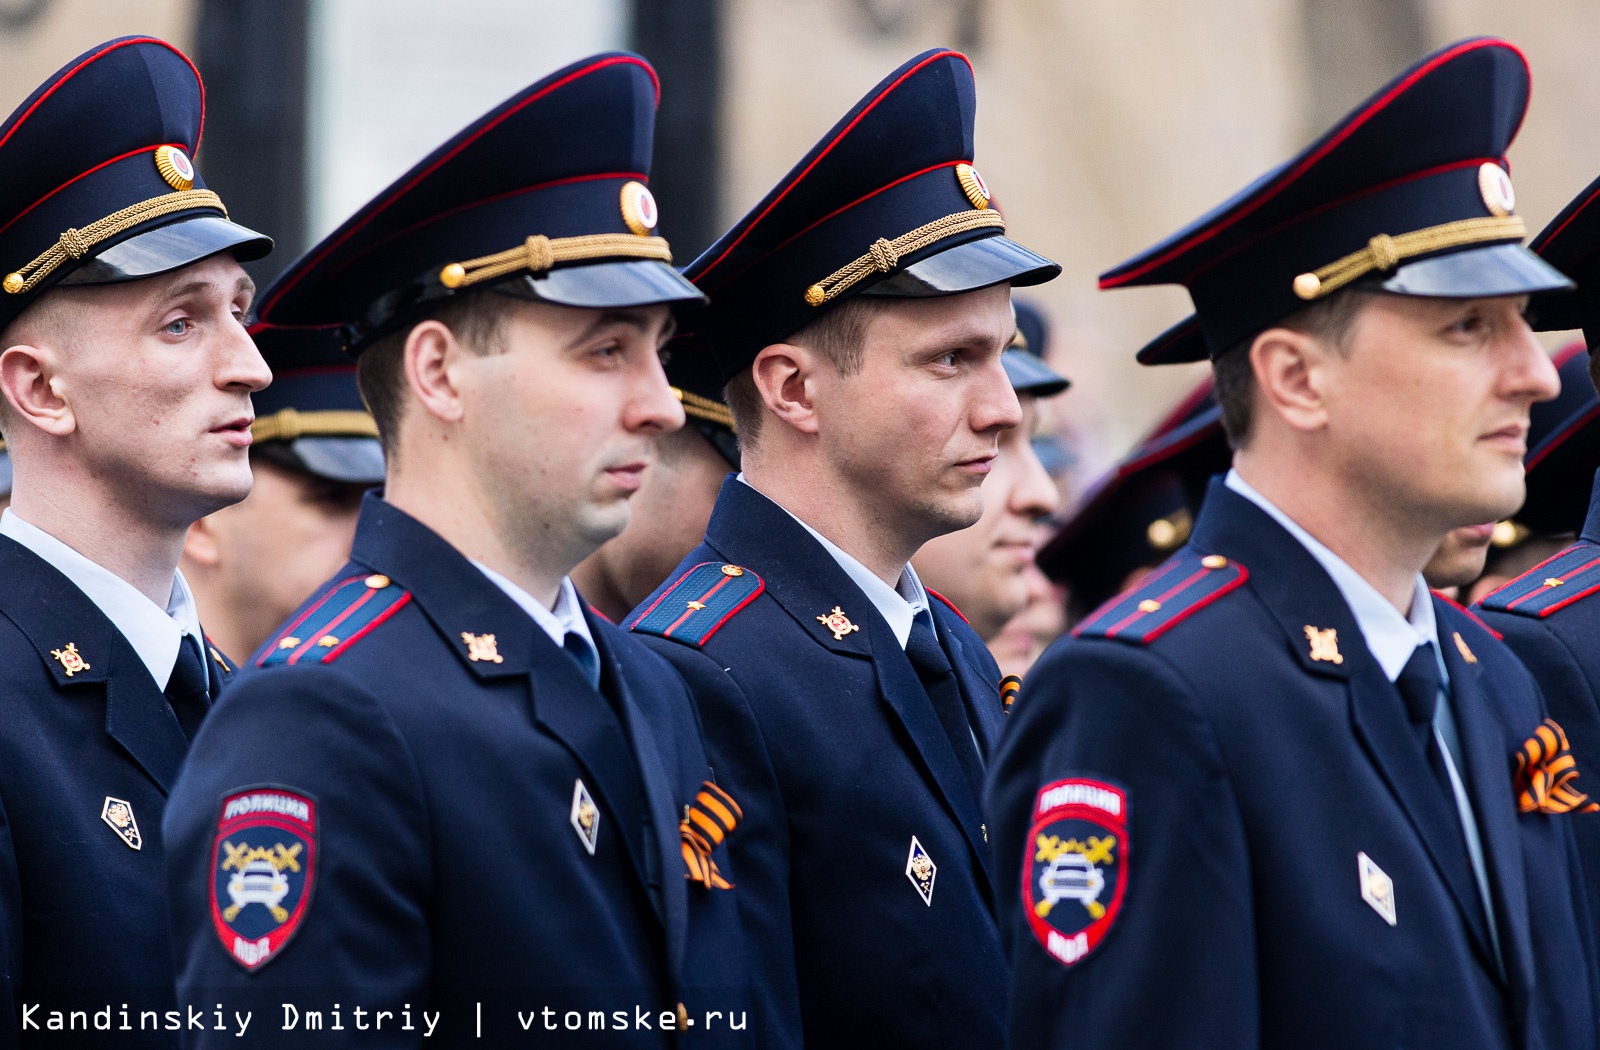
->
[257,573,411,668]
[1073,550,1247,644]
[1432,589,1501,640]
[628,562,764,647]
[1476,541,1600,620]
[926,587,969,624]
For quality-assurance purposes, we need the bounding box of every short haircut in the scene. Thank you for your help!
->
[724,295,879,452]
[1213,286,1374,448]
[355,290,517,455]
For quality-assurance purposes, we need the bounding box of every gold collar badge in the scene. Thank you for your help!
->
[460,632,504,664]
[51,642,89,677]
[1304,625,1343,665]
[816,606,860,641]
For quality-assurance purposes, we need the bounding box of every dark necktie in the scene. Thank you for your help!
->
[166,634,210,742]
[1396,642,1457,805]
[906,612,986,804]
[563,631,601,691]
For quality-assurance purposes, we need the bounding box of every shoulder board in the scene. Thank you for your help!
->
[628,562,764,647]
[1476,541,1600,620]
[926,587,969,624]
[1432,590,1501,640]
[257,573,411,668]
[1073,550,1247,644]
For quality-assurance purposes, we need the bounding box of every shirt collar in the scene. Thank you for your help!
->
[0,508,203,690]
[1225,470,1436,681]
[737,473,927,647]
[470,560,596,658]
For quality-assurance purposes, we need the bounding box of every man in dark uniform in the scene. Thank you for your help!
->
[182,325,384,658]
[573,339,738,623]
[627,49,1059,1047]
[989,39,1599,1049]
[165,54,759,1047]
[1474,177,1600,953]
[0,37,270,1043]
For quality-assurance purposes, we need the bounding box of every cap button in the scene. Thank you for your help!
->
[1292,272,1321,299]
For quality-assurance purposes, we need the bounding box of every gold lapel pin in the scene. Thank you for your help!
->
[816,606,860,641]
[1452,632,1478,665]
[460,632,504,664]
[50,642,89,677]
[1304,625,1343,664]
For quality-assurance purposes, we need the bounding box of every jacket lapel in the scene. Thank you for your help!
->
[1191,483,1497,969]
[0,536,187,793]
[593,617,688,974]
[706,479,994,882]
[1438,612,1533,1012]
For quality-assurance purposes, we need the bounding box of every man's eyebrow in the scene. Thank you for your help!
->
[571,308,670,343]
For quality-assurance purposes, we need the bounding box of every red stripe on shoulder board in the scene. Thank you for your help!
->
[1133,564,1250,643]
[926,588,969,624]
[1432,590,1501,640]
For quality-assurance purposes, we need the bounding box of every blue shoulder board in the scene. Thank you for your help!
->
[1074,550,1248,644]
[258,573,411,668]
[628,562,764,647]
[1476,541,1600,620]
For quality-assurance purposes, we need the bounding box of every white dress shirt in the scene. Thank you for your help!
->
[1226,469,1500,961]
[0,508,205,691]
[471,560,599,668]
[738,474,929,648]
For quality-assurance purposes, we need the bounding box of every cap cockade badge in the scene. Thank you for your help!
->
[154,145,195,193]
[620,181,659,236]
[1479,162,1515,218]
[101,796,141,850]
[816,606,860,641]
[955,163,991,210]
[51,642,89,676]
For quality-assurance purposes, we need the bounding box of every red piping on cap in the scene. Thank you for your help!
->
[0,37,203,155]
[260,54,658,316]
[0,142,186,241]
[1099,38,1523,290]
[694,49,972,285]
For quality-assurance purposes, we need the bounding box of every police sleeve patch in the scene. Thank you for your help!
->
[210,787,317,971]
[1024,778,1128,969]
[1073,551,1246,644]
[627,562,764,646]
[1475,540,1600,620]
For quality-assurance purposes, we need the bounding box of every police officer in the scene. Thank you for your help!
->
[182,325,383,659]
[165,54,756,1046]
[573,338,738,623]
[1474,176,1600,950]
[0,36,271,1044]
[627,49,1059,1047]
[912,325,1067,643]
[989,39,1598,1049]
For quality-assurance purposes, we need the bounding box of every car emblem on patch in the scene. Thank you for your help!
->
[101,796,141,850]
[210,787,316,971]
[1025,777,1129,968]
[571,779,600,855]
[905,836,936,905]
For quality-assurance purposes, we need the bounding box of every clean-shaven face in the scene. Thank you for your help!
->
[456,298,684,573]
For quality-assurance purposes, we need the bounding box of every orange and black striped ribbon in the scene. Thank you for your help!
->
[1515,718,1600,814]
[681,781,742,889]
[1000,674,1022,712]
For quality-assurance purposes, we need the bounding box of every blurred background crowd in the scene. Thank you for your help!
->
[3,0,1597,672]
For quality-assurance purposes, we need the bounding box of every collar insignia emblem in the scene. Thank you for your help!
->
[816,606,860,641]
[51,642,89,677]
[1359,851,1397,925]
[460,632,504,664]
[101,796,141,850]
[906,836,937,905]
[1452,632,1478,665]
[1304,625,1343,664]
[571,779,600,855]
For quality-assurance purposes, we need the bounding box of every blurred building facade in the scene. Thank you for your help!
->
[2,0,1599,486]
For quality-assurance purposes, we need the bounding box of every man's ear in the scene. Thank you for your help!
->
[1250,325,1331,435]
[403,320,467,425]
[0,342,73,438]
[751,342,822,436]
[182,514,223,568]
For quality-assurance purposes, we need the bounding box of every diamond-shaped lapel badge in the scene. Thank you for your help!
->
[570,779,600,856]
[906,836,936,906]
[1359,851,1396,926]
[101,796,141,851]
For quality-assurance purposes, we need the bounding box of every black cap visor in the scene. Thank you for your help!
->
[57,214,273,286]
[858,235,1061,299]
[1375,241,1572,299]
[490,259,707,310]
[1002,349,1069,396]
[273,436,386,486]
